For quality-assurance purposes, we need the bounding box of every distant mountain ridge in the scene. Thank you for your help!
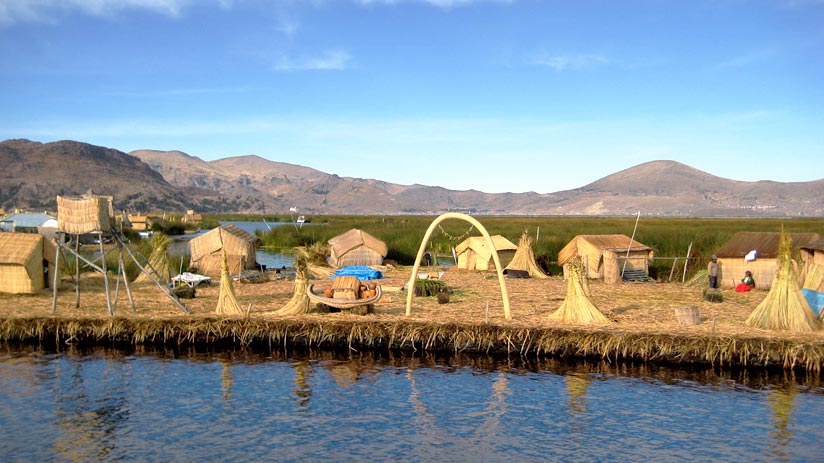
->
[2,139,823,217]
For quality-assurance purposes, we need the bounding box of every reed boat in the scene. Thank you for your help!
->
[305,283,382,310]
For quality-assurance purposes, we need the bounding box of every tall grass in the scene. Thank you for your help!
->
[256,215,824,279]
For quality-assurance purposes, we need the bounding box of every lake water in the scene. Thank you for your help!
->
[1,345,822,463]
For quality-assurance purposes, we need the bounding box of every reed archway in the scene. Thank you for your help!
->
[405,213,511,319]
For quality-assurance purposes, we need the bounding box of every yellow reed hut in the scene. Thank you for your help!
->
[557,234,653,282]
[188,224,260,277]
[327,229,388,268]
[714,232,820,289]
[0,232,61,294]
[455,235,517,271]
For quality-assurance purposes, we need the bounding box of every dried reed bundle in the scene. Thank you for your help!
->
[802,262,824,291]
[215,247,244,316]
[504,231,549,278]
[275,250,310,315]
[745,232,820,332]
[685,269,709,287]
[308,263,333,279]
[135,233,171,284]
[548,256,610,325]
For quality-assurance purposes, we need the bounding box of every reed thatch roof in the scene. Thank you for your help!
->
[455,235,518,271]
[189,224,260,277]
[455,235,517,255]
[327,229,387,268]
[557,234,652,266]
[0,232,60,293]
[190,224,259,262]
[716,232,821,259]
[0,232,43,266]
[800,238,824,253]
[328,229,388,258]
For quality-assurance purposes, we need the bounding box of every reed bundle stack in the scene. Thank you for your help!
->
[504,231,549,279]
[745,232,820,332]
[548,255,611,325]
[275,251,310,315]
[135,233,171,284]
[215,247,244,316]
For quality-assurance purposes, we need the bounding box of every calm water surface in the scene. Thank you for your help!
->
[1,345,822,463]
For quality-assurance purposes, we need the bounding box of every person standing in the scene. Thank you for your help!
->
[707,255,719,289]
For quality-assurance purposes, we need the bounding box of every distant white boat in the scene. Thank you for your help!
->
[296,215,305,224]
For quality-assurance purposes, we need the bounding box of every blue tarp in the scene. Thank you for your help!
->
[332,266,384,280]
[801,289,824,317]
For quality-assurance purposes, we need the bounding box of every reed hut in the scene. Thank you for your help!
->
[57,195,114,235]
[455,235,517,271]
[0,232,61,294]
[127,214,150,231]
[327,229,387,268]
[715,232,820,289]
[557,234,653,281]
[504,231,548,278]
[189,224,260,278]
[182,209,203,225]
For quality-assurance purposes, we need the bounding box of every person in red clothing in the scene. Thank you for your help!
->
[735,271,755,292]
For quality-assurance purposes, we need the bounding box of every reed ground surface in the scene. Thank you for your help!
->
[2,264,821,346]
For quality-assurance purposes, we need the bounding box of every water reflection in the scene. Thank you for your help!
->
[51,352,129,461]
[2,344,823,463]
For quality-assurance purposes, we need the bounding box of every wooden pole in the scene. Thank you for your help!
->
[52,232,61,314]
[74,236,80,308]
[668,258,678,282]
[117,235,189,313]
[622,211,641,278]
[120,245,136,312]
[98,232,113,316]
[681,242,693,283]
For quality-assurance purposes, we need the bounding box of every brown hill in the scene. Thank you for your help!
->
[558,160,824,216]
[0,139,223,213]
[3,139,822,216]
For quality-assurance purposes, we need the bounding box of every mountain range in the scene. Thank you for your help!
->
[2,138,822,217]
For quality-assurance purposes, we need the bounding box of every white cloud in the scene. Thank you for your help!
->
[272,49,351,71]
[0,0,212,26]
[528,53,609,71]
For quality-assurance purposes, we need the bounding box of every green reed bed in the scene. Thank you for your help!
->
[256,215,824,279]
[3,317,822,372]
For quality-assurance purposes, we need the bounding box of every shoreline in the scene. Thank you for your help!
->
[2,316,822,373]
[2,265,823,373]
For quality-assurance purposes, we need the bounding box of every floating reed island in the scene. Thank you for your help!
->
[1,263,823,373]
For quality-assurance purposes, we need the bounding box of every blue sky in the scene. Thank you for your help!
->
[1,0,823,194]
